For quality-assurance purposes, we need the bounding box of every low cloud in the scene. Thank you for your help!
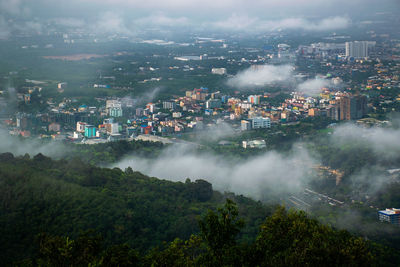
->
[122,87,163,109]
[297,77,332,96]
[134,13,190,27]
[212,14,258,31]
[92,12,135,36]
[227,64,294,88]
[114,144,315,200]
[0,0,28,16]
[52,17,86,28]
[332,123,400,159]
[0,16,10,39]
[212,15,351,32]
[0,128,68,158]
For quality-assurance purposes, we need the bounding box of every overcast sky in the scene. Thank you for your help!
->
[0,0,399,37]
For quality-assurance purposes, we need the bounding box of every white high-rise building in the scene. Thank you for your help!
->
[345,41,369,59]
[251,117,271,129]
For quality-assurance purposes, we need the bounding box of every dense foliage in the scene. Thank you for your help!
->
[0,153,270,265]
[24,201,378,266]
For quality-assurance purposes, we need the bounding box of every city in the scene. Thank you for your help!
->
[0,0,399,265]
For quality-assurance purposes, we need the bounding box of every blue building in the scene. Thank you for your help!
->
[378,208,400,225]
[84,125,97,138]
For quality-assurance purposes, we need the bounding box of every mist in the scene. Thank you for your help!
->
[0,0,398,39]
[0,127,69,158]
[297,77,333,96]
[212,15,351,32]
[114,144,316,200]
[227,64,294,89]
[112,121,400,203]
[332,123,400,159]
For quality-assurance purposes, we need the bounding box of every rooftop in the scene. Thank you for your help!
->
[379,208,400,215]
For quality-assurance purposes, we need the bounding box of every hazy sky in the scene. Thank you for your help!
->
[0,0,399,37]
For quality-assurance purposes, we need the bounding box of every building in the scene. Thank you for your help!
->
[242,140,266,149]
[48,122,61,132]
[345,41,368,59]
[136,108,144,117]
[211,68,227,75]
[191,88,208,101]
[106,100,122,110]
[172,112,182,118]
[327,105,340,120]
[241,120,251,131]
[163,100,176,110]
[76,121,87,132]
[146,103,156,113]
[339,95,367,120]
[105,122,119,134]
[308,108,320,117]
[84,125,97,138]
[378,208,400,225]
[109,107,123,117]
[248,95,261,105]
[206,99,222,109]
[57,82,67,89]
[251,117,271,129]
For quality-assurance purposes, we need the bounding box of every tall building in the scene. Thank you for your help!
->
[339,95,367,120]
[206,99,222,109]
[136,108,144,117]
[84,125,97,138]
[345,41,369,59]
[248,95,261,105]
[241,120,251,131]
[251,117,271,129]
[76,121,87,132]
[328,105,340,121]
[378,208,400,225]
[163,100,176,110]
[109,107,123,117]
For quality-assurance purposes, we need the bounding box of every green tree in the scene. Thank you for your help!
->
[198,199,245,266]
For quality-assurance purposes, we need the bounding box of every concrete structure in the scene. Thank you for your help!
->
[172,112,182,118]
[248,95,261,105]
[211,68,227,75]
[134,134,173,144]
[206,99,222,109]
[345,41,368,59]
[106,100,122,110]
[84,125,96,138]
[106,122,119,134]
[378,208,400,226]
[339,95,367,120]
[241,120,251,131]
[136,108,144,117]
[76,121,87,133]
[251,117,271,129]
[242,140,266,149]
[146,103,156,113]
[163,100,176,110]
[109,107,123,117]
[57,82,67,89]
[48,122,61,132]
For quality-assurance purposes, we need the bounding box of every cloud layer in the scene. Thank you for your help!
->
[227,64,294,88]
[212,15,351,32]
[115,144,315,200]
[297,77,332,96]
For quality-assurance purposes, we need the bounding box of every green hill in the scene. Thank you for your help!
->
[0,152,270,265]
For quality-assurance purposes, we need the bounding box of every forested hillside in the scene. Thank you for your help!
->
[0,152,269,265]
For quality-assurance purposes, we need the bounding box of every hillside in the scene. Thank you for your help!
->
[0,152,270,265]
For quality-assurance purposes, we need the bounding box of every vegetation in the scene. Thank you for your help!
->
[0,153,270,265]
[23,201,380,266]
